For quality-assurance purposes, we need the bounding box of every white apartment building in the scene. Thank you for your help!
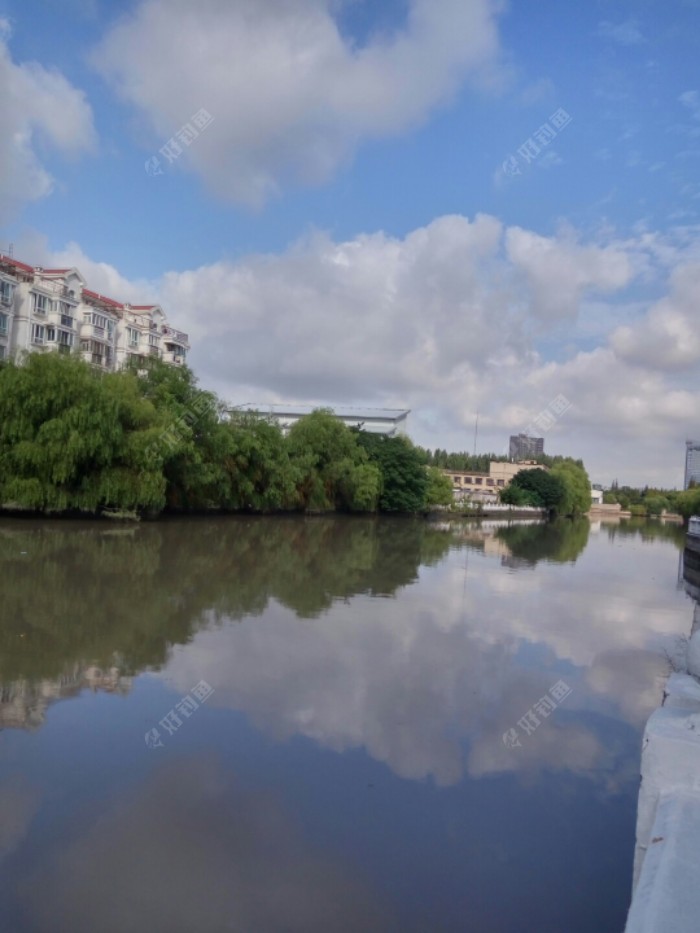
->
[0,253,189,370]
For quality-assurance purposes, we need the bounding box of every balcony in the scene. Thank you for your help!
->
[163,326,189,346]
[41,281,77,301]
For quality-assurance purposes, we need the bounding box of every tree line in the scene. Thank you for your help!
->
[0,354,451,517]
[603,481,700,520]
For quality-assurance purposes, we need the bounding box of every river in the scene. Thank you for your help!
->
[0,515,693,932]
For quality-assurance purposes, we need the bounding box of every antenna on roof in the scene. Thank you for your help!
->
[8,243,13,258]
[473,411,479,456]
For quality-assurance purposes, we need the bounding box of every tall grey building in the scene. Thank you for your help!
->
[685,440,700,488]
[509,434,544,460]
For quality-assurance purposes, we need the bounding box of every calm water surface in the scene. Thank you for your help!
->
[0,516,694,933]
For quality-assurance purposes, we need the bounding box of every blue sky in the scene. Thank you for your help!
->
[2,0,700,485]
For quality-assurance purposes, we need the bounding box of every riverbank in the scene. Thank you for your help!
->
[625,601,700,933]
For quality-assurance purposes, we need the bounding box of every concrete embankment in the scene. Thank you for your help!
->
[625,604,700,933]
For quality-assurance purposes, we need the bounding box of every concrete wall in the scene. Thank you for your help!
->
[625,604,700,933]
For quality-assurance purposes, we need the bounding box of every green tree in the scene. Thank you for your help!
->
[503,468,566,511]
[355,432,428,512]
[425,467,454,507]
[0,354,166,513]
[550,459,591,516]
[220,413,296,511]
[286,410,380,511]
[644,495,669,516]
[676,488,700,521]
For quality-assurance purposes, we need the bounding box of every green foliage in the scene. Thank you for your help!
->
[675,488,700,521]
[356,433,428,512]
[0,354,165,513]
[220,413,296,511]
[286,409,380,511]
[0,360,461,516]
[425,467,453,507]
[549,459,591,516]
[644,495,669,516]
[500,483,535,507]
[415,447,509,473]
[503,468,566,511]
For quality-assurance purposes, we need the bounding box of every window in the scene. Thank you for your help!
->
[85,311,108,332]
[474,477,483,485]
[148,333,159,348]
[0,280,13,305]
[127,327,139,348]
[107,320,115,338]
[486,479,494,486]
[0,313,7,335]
[46,326,56,342]
[32,323,46,344]
[57,301,71,316]
[34,293,50,315]
[0,344,5,361]
[497,480,505,487]
[57,330,74,348]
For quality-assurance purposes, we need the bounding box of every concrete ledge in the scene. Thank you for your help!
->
[626,791,700,933]
[626,670,700,932]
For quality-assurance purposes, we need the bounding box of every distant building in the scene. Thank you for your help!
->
[230,404,410,437]
[685,440,700,489]
[444,460,546,503]
[509,434,544,460]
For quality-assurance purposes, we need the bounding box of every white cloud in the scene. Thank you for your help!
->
[505,226,634,321]
[92,0,505,205]
[610,261,700,369]
[30,214,700,485]
[0,28,96,222]
[597,19,646,46]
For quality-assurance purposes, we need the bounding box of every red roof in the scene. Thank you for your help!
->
[1,254,161,318]
[0,254,34,274]
[82,288,124,309]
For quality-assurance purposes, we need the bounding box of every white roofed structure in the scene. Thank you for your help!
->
[230,404,410,436]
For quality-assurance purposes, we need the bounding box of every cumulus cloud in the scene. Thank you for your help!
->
[0,26,96,221]
[29,213,700,484]
[505,226,634,321]
[611,261,700,369]
[92,0,504,204]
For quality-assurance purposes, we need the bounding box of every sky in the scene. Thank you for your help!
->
[1,0,700,487]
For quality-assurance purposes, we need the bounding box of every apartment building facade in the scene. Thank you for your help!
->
[0,254,189,370]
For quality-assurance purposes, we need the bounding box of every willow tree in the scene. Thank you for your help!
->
[0,354,166,513]
[286,410,381,512]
